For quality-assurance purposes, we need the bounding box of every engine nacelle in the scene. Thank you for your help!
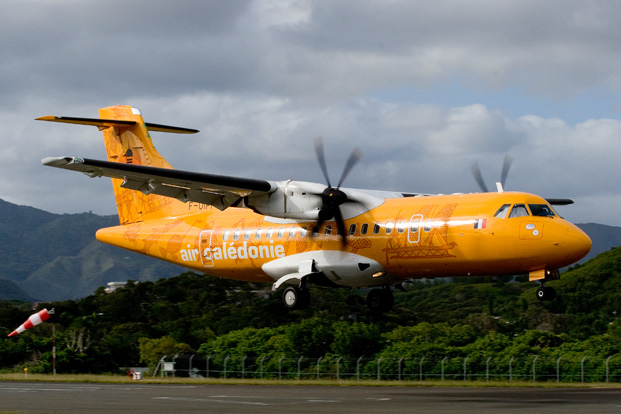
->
[248,180,324,220]
[248,180,390,221]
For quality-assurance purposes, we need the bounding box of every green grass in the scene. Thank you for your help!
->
[1,373,620,388]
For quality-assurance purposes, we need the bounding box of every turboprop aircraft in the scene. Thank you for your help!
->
[39,105,591,312]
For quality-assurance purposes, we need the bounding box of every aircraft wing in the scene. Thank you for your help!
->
[42,156,276,210]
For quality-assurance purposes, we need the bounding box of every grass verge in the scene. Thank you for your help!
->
[1,373,620,388]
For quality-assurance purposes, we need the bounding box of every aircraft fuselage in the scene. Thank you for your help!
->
[96,191,591,288]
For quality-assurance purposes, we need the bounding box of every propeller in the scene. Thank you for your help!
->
[471,155,573,206]
[471,154,513,193]
[312,137,362,247]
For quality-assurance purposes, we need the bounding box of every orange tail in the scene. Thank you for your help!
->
[97,105,196,224]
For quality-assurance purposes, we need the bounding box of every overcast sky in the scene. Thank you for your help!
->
[2,0,621,226]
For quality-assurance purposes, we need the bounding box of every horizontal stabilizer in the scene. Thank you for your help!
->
[36,116,198,134]
[546,198,574,206]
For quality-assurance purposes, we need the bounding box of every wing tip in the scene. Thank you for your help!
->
[41,156,80,167]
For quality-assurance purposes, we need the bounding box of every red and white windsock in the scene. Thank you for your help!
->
[8,309,52,337]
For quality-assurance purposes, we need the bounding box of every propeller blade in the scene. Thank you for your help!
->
[312,215,326,237]
[314,136,331,188]
[311,139,362,249]
[500,154,513,188]
[337,148,363,188]
[471,162,489,193]
[334,207,348,247]
[313,203,335,236]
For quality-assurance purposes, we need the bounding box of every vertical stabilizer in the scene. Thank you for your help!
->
[97,105,189,224]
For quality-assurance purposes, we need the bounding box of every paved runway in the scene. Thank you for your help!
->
[0,381,620,413]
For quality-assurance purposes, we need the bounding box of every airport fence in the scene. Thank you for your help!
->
[152,354,621,383]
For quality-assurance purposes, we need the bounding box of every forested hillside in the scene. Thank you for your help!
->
[1,247,620,377]
[0,199,184,301]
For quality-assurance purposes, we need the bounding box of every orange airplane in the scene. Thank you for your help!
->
[39,105,591,312]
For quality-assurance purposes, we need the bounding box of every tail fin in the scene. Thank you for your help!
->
[99,105,200,224]
[39,105,199,224]
[99,105,174,169]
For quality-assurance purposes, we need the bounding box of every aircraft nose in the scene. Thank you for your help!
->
[561,225,592,264]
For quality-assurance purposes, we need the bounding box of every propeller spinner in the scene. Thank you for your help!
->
[312,137,362,246]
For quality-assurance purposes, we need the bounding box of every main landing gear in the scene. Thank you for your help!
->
[282,286,311,310]
[366,287,394,313]
[281,285,396,313]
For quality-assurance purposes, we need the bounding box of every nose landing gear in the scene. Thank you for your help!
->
[536,284,557,301]
[531,269,559,302]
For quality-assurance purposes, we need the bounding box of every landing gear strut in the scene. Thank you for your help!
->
[366,287,394,313]
[282,286,311,310]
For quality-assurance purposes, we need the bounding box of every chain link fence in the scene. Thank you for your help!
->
[153,354,621,383]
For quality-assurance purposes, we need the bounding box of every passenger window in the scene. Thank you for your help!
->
[255,228,262,239]
[397,222,406,233]
[325,225,332,236]
[266,228,273,238]
[277,227,285,238]
[494,204,511,219]
[410,222,419,233]
[244,229,251,240]
[424,220,432,232]
[348,224,357,236]
[361,223,369,235]
[529,204,556,217]
[300,227,308,237]
[223,230,230,241]
[373,223,380,234]
[385,222,394,234]
[509,204,529,218]
[233,229,241,241]
[289,227,297,238]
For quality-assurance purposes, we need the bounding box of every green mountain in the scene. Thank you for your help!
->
[0,199,183,301]
[0,278,33,301]
[577,223,621,262]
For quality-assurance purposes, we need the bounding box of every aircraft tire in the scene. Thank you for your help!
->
[366,288,394,313]
[536,287,546,301]
[545,286,557,301]
[283,286,311,310]
[536,286,557,302]
[383,289,395,311]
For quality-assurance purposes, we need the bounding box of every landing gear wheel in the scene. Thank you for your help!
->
[366,288,394,313]
[536,287,546,301]
[536,286,557,302]
[283,286,311,310]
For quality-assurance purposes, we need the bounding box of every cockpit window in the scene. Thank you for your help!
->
[494,204,511,218]
[529,204,556,217]
[508,204,529,218]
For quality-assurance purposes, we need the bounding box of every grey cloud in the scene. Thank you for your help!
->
[2,1,621,227]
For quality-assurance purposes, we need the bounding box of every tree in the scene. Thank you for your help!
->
[138,336,192,370]
[331,321,383,357]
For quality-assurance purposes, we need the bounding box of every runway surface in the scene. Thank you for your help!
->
[0,381,620,413]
